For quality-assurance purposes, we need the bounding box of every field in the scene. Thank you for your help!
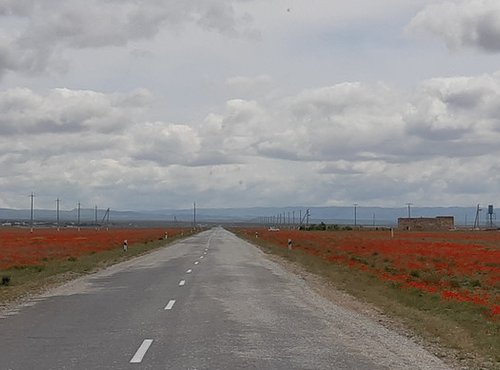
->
[239,228,499,318]
[235,227,500,368]
[0,227,184,270]
[0,226,191,302]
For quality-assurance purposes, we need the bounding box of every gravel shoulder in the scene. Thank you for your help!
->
[258,249,470,370]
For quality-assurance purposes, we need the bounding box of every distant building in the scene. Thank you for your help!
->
[398,216,454,231]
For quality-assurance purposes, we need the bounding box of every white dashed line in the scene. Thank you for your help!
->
[130,339,153,363]
[186,269,192,273]
[179,280,186,286]
[194,261,199,265]
[203,252,207,255]
[165,300,176,310]
[200,256,204,259]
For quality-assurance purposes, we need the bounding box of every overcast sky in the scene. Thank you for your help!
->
[1,0,500,211]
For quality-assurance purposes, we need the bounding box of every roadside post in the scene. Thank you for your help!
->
[288,239,292,250]
[123,239,128,252]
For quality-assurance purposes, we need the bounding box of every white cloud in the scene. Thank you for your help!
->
[404,72,500,156]
[0,88,152,135]
[408,0,500,52]
[129,122,201,166]
[1,1,500,210]
[1,70,500,209]
[257,82,406,162]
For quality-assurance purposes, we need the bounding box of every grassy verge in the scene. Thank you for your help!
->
[233,229,499,370]
[0,231,194,305]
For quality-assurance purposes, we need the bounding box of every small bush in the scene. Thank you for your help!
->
[449,279,461,288]
[410,270,421,278]
[1,275,11,286]
[470,279,481,288]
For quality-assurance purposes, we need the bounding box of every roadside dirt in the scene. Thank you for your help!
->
[261,251,489,370]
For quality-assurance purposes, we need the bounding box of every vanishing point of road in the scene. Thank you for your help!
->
[0,227,451,369]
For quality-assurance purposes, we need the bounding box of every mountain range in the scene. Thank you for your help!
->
[0,205,495,227]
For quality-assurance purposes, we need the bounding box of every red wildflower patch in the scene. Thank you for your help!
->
[0,227,186,270]
[238,228,500,319]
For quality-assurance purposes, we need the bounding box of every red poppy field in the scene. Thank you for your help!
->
[238,228,500,319]
[0,227,185,271]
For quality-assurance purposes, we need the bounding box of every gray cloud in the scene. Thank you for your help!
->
[0,88,152,136]
[404,73,500,153]
[0,0,35,17]
[0,74,500,208]
[225,74,274,98]
[129,122,200,165]
[408,0,500,52]
[3,67,500,209]
[0,0,256,78]
[2,1,500,209]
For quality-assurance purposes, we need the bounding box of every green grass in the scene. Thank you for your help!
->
[235,230,500,370]
[0,231,193,305]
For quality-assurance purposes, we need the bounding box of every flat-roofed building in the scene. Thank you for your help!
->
[398,216,454,231]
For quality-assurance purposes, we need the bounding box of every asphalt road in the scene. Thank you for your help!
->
[0,227,451,369]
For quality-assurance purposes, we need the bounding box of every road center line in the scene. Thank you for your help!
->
[179,280,185,286]
[194,261,199,265]
[200,256,204,259]
[165,300,176,310]
[186,269,192,273]
[130,339,153,364]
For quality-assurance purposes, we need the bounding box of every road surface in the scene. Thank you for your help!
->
[0,227,451,369]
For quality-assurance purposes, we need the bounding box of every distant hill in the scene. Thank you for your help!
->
[0,205,492,227]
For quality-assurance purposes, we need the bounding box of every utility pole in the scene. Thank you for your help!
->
[30,192,35,233]
[56,198,60,231]
[474,204,481,229]
[193,202,196,229]
[101,208,110,230]
[77,202,81,231]
[354,203,358,227]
